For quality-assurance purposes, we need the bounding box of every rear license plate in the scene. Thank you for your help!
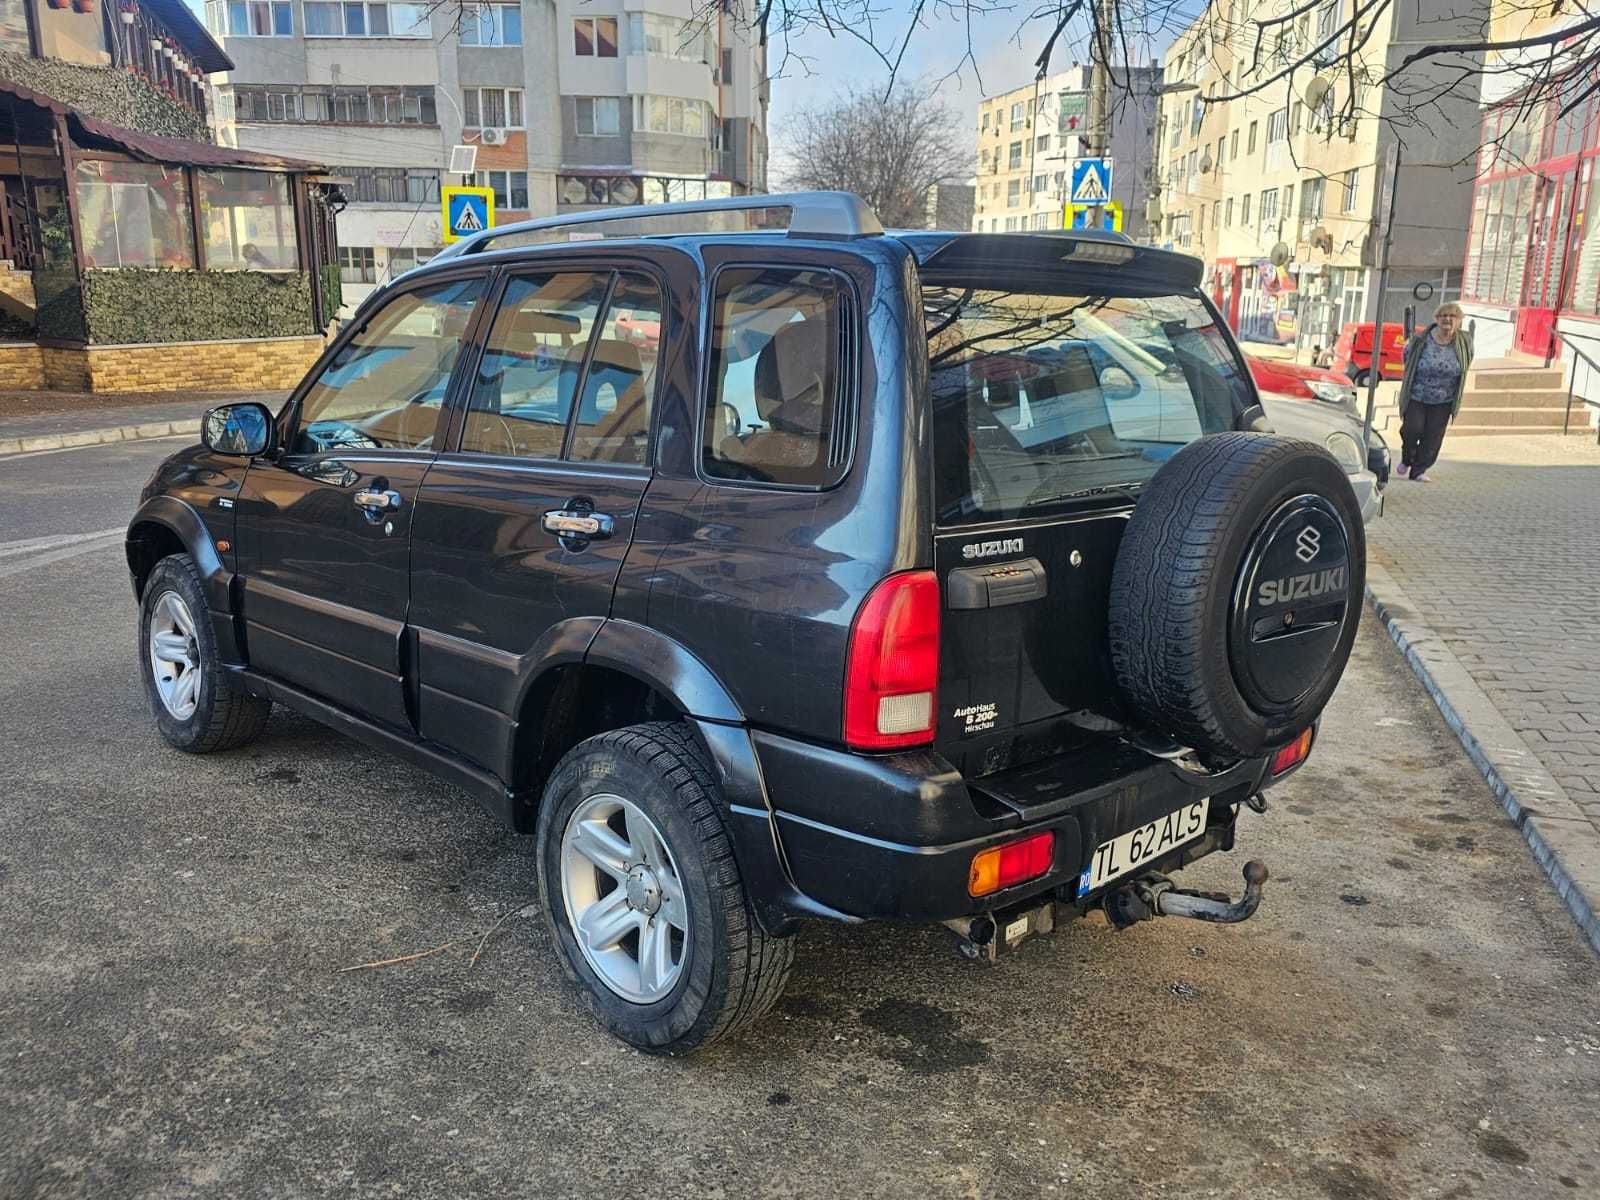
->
[1076,798,1210,897]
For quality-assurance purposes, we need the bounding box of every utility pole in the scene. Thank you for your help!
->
[1086,0,1113,228]
[1362,141,1402,450]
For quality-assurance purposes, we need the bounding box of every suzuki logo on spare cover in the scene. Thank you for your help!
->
[962,537,1024,561]
[1294,525,1322,563]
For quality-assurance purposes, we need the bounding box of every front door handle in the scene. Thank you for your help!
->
[542,508,614,546]
[354,488,402,514]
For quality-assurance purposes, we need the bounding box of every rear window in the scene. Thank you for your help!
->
[925,284,1249,525]
[702,267,848,488]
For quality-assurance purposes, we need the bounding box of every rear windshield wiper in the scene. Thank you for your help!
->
[1023,481,1144,510]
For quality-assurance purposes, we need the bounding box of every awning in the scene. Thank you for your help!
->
[141,0,234,74]
[0,79,322,173]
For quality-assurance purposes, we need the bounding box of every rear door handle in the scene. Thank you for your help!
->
[354,488,402,513]
[542,508,614,545]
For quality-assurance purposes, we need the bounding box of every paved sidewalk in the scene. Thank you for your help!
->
[0,391,285,454]
[1366,433,1600,950]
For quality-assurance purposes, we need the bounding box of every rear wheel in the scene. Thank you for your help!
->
[139,554,270,752]
[535,722,793,1054]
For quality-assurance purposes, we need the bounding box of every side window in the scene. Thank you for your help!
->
[292,276,484,454]
[459,271,608,459]
[703,267,848,487]
[570,272,663,466]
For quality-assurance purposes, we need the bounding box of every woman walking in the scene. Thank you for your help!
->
[1396,302,1473,482]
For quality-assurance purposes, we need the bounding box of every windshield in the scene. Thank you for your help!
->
[925,284,1250,525]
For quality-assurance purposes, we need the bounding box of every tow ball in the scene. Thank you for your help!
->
[1103,860,1270,929]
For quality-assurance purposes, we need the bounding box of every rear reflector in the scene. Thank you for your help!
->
[1271,728,1314,775]
[844,570,941,750]
[969,832,1056,897]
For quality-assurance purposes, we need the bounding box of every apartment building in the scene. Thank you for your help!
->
[972,64,1158,239]
[1456,1,1599,375]
[1153,0,1485,352]
[205,0,769,307]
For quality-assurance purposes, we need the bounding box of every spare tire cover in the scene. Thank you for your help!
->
[1107,432,1365,761]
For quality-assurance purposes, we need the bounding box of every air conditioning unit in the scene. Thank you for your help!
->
[480,127,504,145]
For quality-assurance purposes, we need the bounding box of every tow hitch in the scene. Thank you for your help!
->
[1103,861,1270,929]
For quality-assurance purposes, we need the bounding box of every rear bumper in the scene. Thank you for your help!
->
[746,730,1286,923]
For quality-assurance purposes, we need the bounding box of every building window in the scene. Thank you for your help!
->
[636,95,708,137]
[1290,101,1303,135]
[1032,174,1046,194]
[1247,121,1258,153]
[1316,1,1339,39]
[1190,98,1204,136]
[1036,135,1049,152]
[1259,188,1278,228]
[339,246,376,284]
[1300,177,1325,221]
[575,97,622,136]
[981,112,990,130]
[74,162,195,269]
[197,169,298,270]
[1010,102,1024,130]
[342,167,441,204]
[1006,179,1020,207]
[1241,193,1252,225]
[303,2,430,37]
[1267,109,1287,144]
[208,0,293,36]
[473,169,530,209]
[574,16,618,56]
[462,4,522,45]
[1230,129,1238,160]
[1341,169,1359,213]
[463,87,525,129]
[237,85,436,125]
[1008,141,1022,169]
[627,13,710,62]
[1224,197,1233,226]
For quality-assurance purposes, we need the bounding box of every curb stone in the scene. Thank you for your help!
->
[0,418,200,456]
[1365,560,1600,957]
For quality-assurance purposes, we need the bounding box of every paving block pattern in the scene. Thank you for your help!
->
[1368,435,1600,837]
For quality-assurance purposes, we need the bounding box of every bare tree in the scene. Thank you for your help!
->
[777,82,971,227]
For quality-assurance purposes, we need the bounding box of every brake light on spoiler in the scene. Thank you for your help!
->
[844,570,941,750]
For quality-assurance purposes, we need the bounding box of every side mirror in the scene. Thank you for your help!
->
[202,402,276,457]
[1236,402,1271,433]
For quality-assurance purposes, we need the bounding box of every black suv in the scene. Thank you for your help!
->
[127,194,1363,1054]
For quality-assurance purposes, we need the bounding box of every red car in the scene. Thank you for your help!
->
[1330,322,1418,384]
[1246,354,1358,409]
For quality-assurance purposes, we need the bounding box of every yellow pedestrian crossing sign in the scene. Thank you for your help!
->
[441,186,494,243]
[1070,158,1113,205]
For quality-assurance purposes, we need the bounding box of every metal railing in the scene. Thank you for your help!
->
[1557,330,1600,444]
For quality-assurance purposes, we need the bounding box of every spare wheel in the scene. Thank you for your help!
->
[1107,432,1366,762]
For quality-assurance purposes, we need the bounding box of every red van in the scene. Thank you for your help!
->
[1330,322,1416,384]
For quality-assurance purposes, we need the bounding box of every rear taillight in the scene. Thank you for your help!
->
[843,570,940,750]
[1271,727,1314,775]
[969,832,1056,897]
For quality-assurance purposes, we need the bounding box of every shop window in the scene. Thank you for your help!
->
[1570,164,1599,314]
[75,162,195,270]
[198,170,298,270]
[338,246,376,284]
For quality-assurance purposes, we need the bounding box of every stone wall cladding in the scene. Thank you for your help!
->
[40,346,91,391]
[0,51,211,142]
[75,336,324,394]
[0,343,44,389]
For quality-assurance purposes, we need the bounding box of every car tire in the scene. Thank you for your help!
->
[139,553,271,753]
[535,721,794,1054]
[1351,368,1370,386]
[1108,433,1365,763]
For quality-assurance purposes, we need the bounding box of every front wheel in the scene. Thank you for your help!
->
[139,554,270,753]
[535,722,794,1054]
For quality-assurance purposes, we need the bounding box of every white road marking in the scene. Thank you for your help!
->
[0,530,125,581]
[0,528,125,558]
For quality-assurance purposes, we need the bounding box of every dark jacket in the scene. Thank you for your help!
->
[1397,324,1474,420]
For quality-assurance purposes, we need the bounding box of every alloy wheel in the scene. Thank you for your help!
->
[148,591,202,720]
[559,793,689,1004]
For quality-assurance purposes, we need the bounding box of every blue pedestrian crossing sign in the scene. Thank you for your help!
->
[1070,158,1114,206]
[441,185,494,243]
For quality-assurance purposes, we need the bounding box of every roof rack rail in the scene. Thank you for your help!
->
[431,191,883,261]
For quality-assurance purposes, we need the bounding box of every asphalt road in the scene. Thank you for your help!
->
[2,439,1598,1200]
